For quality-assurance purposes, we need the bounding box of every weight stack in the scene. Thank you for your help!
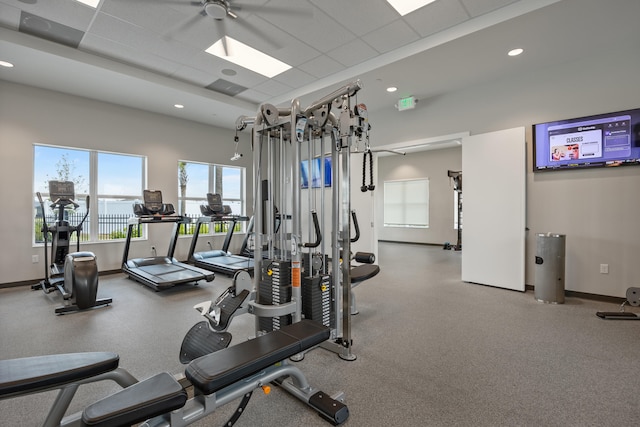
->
[258,260,292,332]
[302,275,333,328]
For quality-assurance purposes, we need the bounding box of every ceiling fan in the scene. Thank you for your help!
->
[171,0,312,56]
[198,0,239,20]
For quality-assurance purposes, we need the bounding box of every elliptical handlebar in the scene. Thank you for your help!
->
[75,195,90,233]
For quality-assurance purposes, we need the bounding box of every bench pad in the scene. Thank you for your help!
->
[0,352,119,399]
[351,264,380,283]
[82,372,187,427]
[186,320,329,395]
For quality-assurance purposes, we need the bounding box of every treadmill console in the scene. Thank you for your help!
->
[144,190,164,214]
[133,190,176,217]
[200,193,231,217]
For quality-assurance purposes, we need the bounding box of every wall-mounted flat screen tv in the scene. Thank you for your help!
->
[301,157,332,188]
[533,107,640,172]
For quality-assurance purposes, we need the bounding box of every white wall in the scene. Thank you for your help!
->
[369,44,640,298]
[0,81,254,285]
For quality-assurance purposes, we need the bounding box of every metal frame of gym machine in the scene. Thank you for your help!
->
[236,79,366,361]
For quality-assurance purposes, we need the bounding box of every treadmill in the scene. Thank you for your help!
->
[187,193,254,276]
[122,190,215,291]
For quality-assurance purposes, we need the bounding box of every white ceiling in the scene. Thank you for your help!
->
[0,0,638,134]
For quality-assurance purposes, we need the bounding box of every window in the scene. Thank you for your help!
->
[383,178,429,228]
[33,144,146,243]
[177,161,246,235]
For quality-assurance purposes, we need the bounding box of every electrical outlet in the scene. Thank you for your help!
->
[32,255,39,263]
[600,264,609,274]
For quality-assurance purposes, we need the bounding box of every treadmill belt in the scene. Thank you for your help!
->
[195,255,254,275]
[143,264,185,275]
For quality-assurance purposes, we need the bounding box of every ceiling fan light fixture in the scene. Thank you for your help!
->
[204,0,229,20]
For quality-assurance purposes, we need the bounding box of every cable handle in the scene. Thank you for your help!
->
[303,211,322,248]
[350,210,360,243]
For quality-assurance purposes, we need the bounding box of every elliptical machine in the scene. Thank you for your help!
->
[32,181,112,314]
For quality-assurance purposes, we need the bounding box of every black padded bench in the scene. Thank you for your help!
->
[186,319,329,394]
[0,352,119,399]
[81,320,345,426]
[351,264,380,284]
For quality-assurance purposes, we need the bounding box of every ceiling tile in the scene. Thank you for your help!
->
[258,0,356,53]
[327,38,380,67]
[403,0,470,38]
[80,33,183,77]
[298,55,344,79]
[236,88,269,105]
[252,78,292,97]
[272,67,317,89]
[88,12,198,65]
[100,0,192,36]
[459,0,520,18]
[362,19,420,54]
[310,0,397,37]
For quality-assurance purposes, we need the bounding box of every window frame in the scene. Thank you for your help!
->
[177,160,246,236]
[33,143,146,245]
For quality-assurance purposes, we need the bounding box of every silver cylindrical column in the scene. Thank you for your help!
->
[534,233,566,304]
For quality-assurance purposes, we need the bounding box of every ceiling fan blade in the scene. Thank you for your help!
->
[218,19,230,56]
[231,2,313,18]
[165,12,204,39]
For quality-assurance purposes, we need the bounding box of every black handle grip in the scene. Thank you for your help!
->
[350,210,360,243]
[303,211,322,248]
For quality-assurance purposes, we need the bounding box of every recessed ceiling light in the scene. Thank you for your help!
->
[206,37,291,78]
[75,0,100,7]
[174,104,184,109]
[0,61,14,68]
[386,0,436,16]
[387,86,398,93]
[508,48,524,57]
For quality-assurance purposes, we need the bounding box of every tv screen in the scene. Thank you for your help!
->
[533,107,640,172]
[301,157,332,188]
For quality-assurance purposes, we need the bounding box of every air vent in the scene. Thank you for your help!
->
[19,11,84,49]
[206,79,247,97]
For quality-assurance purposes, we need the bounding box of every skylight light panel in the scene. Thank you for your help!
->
[387,0,437,16]
[205,37,291,79]
[76,0,100,7]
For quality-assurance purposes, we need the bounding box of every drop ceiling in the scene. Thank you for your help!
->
[0,0,638,132]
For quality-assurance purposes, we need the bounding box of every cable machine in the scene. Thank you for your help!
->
[232,80,367,360]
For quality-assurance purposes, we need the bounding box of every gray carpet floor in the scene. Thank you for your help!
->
[1,242,639,426]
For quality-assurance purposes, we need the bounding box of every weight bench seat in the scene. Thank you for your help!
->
[351,264,380,283]
[186,319,329,395]
[0,352,119,399]
[82,372,187,427]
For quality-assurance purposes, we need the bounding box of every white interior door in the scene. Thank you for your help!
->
[461,127,526,291]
